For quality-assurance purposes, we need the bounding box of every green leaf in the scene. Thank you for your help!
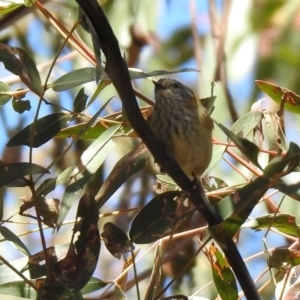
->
[204,176,230,203]
[12,97,31,114]
[216,121,262,169]
[211,143,300,240]
[209,244,238,300]
[0,256,29,286]
[211,176,270,240]
[57,98,114,226]
[256,80,300,114]
[231,111,263,138]
[268,248,300,269]
[128,67,199,79]
[50,194,100,291]
[58,96,114,141]
[264,142,300,178]
[51,68,97,91]
[81,277,109,295]
[50,67,200,92]
[96,143,148,208]
[6,112,69,147]
[20,167,74,228]
[205,144,226,175]
[0,81,11,106]
[115,285,126,300]
[0,43,43,95]
[57,121,113,140]
[0,1,24,16]
[275,172,300,200]
[86,79,110,108]
[204,176,229,192]
[73,87,88,113]
[261,110,286,153]
[57,125,120,229]
[24,0,36,6]
[0,281,37,299]
[129,191,183,244]
[156,174,178,192]
[200,95,216,114]
[242,214,300,238]
[0,162,48,187]
[0,226,31,256]
[35,167,74,200]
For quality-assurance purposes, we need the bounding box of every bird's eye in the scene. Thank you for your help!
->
[172,82,179,89]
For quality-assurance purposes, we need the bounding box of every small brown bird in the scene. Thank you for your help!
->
[148,78,213,178]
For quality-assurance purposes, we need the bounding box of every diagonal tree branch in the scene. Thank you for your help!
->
[75,1,261,299]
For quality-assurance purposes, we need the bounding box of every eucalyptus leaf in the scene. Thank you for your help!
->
[0,43,43,95]
[209,244,238,300]
[128,67,199,79]
[73,87,88,113]
[261,110,286,153]
[96,143,148,209]
[57,125,120,229]
[264,142,300,178]
[0,162,48,187]
[51,68,98,91]
[256,80,300,114]
[231,111,263,138]
[80,277,108,295]
[211,143,300,240]
[0,81,11,106]
[49,194,100,291]
[57,122,109,140]
[0,256,30,285]
[242,214,300,237]
[211,176,270,241]
[57,96,113,141]
[12,98,31,114]
[6,112,69,148]
[268,248,300,269]
[0,226,31,256]
[115,285,126,300]
[216,121,261,169]
[0,280,37,299]
[129,191,183,244]
[50,67,200,92]
[0,1,24,15]
[200,95,216,114]
[35,167,74,200]
[101,222,132,258]
[275,172,300,200]
[205,144,226,175]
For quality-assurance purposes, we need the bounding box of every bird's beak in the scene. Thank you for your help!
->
[152,80,159,87]
[152,80,162,91]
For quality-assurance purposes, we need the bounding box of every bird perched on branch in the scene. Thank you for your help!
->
[148,78,213,179]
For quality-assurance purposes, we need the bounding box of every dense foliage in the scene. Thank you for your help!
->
[1,1,300,299]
